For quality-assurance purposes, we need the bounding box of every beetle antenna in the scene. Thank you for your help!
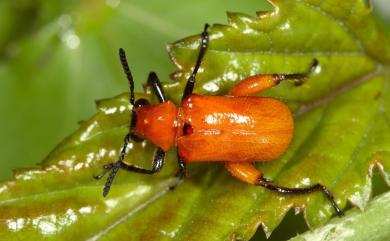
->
[119,48,135,106]
[182,23,210,101]
[103,161,121,197]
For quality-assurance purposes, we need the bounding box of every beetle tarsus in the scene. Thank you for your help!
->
[308,59,319,74]
[256,176,344,217]
[167,153,187,190]
[94,163,114,180]
[98,134,132,197]
[275,59,319,86]
[97,147,166,197]
[169,178,184,191]
[93,171,107,180]
[175,154,187,178]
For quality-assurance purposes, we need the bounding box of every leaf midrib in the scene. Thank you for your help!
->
[295,65,384,117]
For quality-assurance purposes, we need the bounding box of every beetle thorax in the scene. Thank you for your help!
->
[134,101,178,151]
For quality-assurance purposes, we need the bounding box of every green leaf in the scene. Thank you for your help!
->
[0,0,269,180]
[1,0,390,241]
[289,191,390,241]
[168,0,390,235]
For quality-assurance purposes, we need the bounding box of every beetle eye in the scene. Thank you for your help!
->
[183,123,193,135]
[134,98,149,108]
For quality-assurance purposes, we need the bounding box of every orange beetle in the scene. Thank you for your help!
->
[95,24,343,216]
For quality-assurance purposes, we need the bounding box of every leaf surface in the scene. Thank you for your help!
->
[1,0,390,240]
[289,191,390,241]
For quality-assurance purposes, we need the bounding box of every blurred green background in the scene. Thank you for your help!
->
[1,0,389,240]
[0,0,271,178]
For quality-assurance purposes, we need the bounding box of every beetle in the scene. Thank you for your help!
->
[95,24,343,216]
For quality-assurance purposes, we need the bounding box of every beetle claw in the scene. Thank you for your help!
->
[169,177,184,191]
[93,173,105,180]
[103,163,114,170]
[294,78,306,86]
[94,163,114,180]
[175,170,187,179]
[258,175,272,183]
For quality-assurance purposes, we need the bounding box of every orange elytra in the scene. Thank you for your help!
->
[95,24,343,216]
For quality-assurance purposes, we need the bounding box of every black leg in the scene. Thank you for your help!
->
[256,176,344,216]
[93,163,115,180]
[95,132,165,196]
[176,154,187,179]
[169,153,187,190]
[274,59,318,86]
[182,24,210,101]
[118,147,165,174]
[146,72,167,103]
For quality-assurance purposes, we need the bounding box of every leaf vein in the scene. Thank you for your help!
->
[299,0,365,53]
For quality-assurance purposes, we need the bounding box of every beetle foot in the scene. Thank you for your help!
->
[175,170,187,179]
[168,179,182,190]
[94,163,114,180]
[294,78,306,86]
[258,175,272,183]
[169,172,186,190]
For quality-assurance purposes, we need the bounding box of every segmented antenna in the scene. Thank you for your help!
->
[119,48,135,106]
[95,50,135,197]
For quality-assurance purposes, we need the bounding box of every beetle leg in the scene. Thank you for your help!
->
[229,59,318,96]
[95,134,165,196]
[225,162,261,185]
[93,163,114,180]
[176,154,187,179]
[118,147,165,175]
[229,75,280,97]
[256,176,344,216]
[94,133,132,178]
[182,23,210,101]
[146,72,167,103]
[169,153,187,190]
[225,162,344,216]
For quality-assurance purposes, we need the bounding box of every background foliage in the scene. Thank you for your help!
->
[1,0,390,240]
[0,0,271,179]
